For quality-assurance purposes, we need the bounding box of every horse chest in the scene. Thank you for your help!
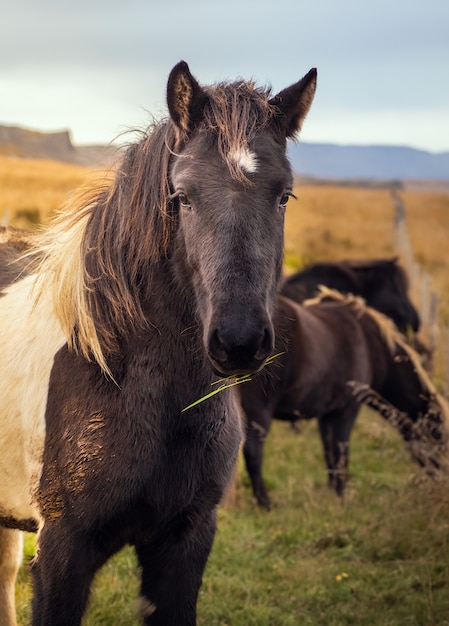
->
[40,348,242,524]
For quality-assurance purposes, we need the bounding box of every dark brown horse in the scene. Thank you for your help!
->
[281,258,420,334]
[282,257,432,371]
[240,290,448,509]
[0,61,317,626]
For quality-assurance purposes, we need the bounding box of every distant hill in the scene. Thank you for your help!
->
[0,124,117,167]
[288,142,449,181]
[1,124,448,181]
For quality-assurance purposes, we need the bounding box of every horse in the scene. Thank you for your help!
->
[281,258,420,334]
[0,226,35,290]
[239,290,448,510]
[281,257,433,372]
[0,60,317,626]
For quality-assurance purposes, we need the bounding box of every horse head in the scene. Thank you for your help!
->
[349,258,420,333]
[166,61,317,376]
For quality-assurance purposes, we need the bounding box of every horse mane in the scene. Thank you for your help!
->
[305,285,408,351]
[387,328,449,435]
[29,80,277,377]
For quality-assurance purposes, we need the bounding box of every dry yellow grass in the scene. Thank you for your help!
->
[285,185,449,300]
[0,155,107,228]
[1,155,448,385]
[400,189,449,295]
[286,184,449,296]
[285,185,396,270]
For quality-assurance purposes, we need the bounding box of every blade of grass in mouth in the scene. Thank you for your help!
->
[181,353,284,412]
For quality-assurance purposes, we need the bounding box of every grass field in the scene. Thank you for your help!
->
[1,155,448,624]
[284,183,449,301]
[0,154,110,228]
[16,413,449,625]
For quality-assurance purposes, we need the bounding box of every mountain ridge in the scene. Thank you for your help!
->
[0,123,448,181]
[288,141,449,181]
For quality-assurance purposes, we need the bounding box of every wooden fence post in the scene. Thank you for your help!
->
[391,188,446,390]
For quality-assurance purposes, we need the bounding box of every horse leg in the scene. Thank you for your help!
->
[0,527,23,626]
[135,509,217,626]
[318,406,358,496]
[31,521,113,626]
[242,410,272,509]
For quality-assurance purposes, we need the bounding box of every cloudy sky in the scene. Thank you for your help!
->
[2,0,448,153]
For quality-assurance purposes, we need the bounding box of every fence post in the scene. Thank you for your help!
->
[390,189,446,390]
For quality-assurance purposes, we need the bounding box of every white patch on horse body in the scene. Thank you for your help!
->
[0,274,65,525]
[229,147,258,173]
[0,527,23,624]
[137,596,157,618]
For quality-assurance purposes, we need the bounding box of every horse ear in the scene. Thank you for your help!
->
[269,68,317,138]
[167,61,208,136]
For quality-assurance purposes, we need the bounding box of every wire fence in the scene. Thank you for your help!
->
[392,189,448,394]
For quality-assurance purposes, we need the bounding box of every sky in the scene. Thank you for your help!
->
[1,0,448,153]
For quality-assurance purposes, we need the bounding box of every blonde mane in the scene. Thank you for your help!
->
[31,186,112,377]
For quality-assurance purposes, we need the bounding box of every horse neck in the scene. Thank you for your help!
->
[141,255,200,337]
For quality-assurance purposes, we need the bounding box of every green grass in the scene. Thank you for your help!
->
[16,409,449,625]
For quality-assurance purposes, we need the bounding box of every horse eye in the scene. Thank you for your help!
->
[178,192,192,210]
[279,192,293,211]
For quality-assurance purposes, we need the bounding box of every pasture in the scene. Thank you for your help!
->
[16,416,449,624]
[0,155,97,227]
[2,155,449,624]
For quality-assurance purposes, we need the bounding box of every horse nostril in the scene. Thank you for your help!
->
[255,327,273,360]
[208,328,228,363]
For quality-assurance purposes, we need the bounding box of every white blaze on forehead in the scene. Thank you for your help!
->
[229,146,258,173]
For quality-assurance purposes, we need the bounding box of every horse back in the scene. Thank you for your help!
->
[281,262,358,302]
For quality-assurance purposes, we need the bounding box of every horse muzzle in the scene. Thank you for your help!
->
[206,321,274,377]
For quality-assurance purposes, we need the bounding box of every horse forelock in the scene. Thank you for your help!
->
[200,80,276,182]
